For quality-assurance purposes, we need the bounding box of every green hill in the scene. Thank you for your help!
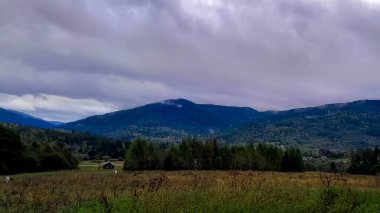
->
[61,99,263,142]
[221,100,380,150]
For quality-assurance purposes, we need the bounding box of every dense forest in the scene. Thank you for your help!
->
[57,99,380,149]
[3,124,128,160]
[124,138,304,172]
[0,124,129,174]
[347,148,380,175]
[0,125,78,174]
[222,100,380,150]
[61,99,263,142]
[3,122,380,176]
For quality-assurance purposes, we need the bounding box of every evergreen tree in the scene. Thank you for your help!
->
[0,126,23,174]
[0,125,78,174]
[123,139,304,173]
[281,148,303,172]
[329,161,337,173]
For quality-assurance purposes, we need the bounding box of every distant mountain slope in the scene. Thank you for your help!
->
[48,121,65,126]
[61,99,264,141]
[0,108,55,128]
[221,100,380,150]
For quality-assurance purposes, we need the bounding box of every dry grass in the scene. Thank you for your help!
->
[1,170,380,212]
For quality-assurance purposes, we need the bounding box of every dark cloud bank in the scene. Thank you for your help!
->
[0,0,379,121]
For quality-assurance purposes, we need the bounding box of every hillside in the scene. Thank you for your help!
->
[61,99,263,141]
[0,124,78,174]
[1,123,127,160]
[221,100,380,150]
[0,108,56,128]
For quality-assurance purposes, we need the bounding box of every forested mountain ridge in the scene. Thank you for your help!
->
[0,108,57,128]
[2,99,380,150]
[221,100,380,150]
[61,99,264,141]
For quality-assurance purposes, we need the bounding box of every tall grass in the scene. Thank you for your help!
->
[1,171,380,212]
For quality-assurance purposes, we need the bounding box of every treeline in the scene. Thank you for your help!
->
[0,125,78,174]
[124,138,304,172]
[4,124,127,160]
[347,148,380,175]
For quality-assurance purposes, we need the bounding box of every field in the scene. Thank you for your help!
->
[1,164,380,212]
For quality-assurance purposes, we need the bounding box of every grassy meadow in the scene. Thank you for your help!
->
[1,163,380,212]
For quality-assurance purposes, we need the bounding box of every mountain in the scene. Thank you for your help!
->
[61,99,264,141]
[0,108,55,128]
[48,121,65,126]
[58,99,380,149]
[221,100,380,150]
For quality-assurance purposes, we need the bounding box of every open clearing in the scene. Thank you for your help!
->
[1,168,380,212]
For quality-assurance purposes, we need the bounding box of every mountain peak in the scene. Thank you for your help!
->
[160,98,194,107]
[62,98,262,140]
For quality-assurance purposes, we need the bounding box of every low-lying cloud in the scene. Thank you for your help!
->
[0,93,117,122]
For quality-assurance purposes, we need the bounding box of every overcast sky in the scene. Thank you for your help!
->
[0,0,380,122]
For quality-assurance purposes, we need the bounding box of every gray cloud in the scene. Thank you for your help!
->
[0,0,380,121]
[0,93,117,122]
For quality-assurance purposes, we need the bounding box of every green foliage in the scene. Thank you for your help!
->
[223,100,380,150]
[3,123,128,159]
[0,125,23,174]
[281,147,304,172]
[124,138,157,170]
[347,147,380,175]
[0,124,78,174]
[124,138,303,172]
